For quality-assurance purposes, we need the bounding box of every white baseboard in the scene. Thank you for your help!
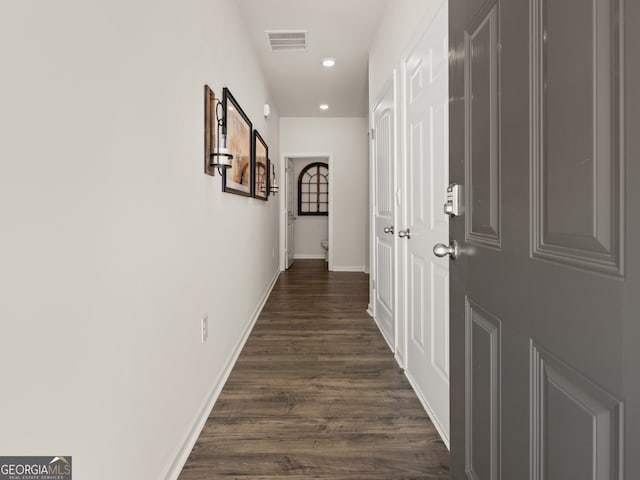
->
[404,370,450,450]
[162,268,281,480]
[394,350,406,370]
[294,253,326,260]
[330,265,366,272]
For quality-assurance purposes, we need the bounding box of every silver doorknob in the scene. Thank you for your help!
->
[433,241,458,260]
[398,229,411,239]
[383,226,394,234]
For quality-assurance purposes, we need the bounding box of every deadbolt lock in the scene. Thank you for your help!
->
[443,183,462,217]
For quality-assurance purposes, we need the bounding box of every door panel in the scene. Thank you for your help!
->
[372,79,396,347]
[409,122,425,226]
[431,262,450,380]
[531,0,622,274]
[465,300,501,480]
[530,344,622,480]
[410,256,425,350]
[432,103,450,234]
[375,239,393,310]
[450,0,637,478]
[404,0,450,445]
[465,3,501,248]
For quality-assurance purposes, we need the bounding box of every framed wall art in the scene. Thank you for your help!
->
[253,130,269,201]
[222,87,252,197]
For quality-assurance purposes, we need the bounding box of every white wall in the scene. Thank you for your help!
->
[280,118,368,271]
[0,1,279,479]
[291,158,329,259]
[369,0,446,102]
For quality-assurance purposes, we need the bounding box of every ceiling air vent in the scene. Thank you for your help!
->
[266,30,307,52]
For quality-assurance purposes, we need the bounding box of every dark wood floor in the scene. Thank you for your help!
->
[178,260,449,479]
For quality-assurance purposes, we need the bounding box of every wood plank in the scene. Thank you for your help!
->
[178,260,449,479]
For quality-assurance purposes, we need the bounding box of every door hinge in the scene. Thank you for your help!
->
[370,128,375,140]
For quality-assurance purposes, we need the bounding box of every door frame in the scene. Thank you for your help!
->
[279,153,334,271]
[285,158,295,269]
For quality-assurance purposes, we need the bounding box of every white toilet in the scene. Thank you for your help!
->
[320,239,328,261]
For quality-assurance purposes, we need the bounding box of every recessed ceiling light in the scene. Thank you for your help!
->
[322,57,336,68]
[319,104,329,110]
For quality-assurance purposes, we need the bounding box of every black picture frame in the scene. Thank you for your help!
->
[222,88,252,197]
[252,130,269,201]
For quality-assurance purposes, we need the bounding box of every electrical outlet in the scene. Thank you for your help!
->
[201,314,208,343]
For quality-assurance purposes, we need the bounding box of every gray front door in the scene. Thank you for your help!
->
[449,0,639,478]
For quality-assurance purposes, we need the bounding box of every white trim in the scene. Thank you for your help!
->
[400,51,409,386]
[162,268,281,480]
[370,285,377,319]
[328,155,334,271]
[391,71,400,357]
[394,349,406,370]
[368,99,377,342]
[368,100,376,325]
[279,157,287,271]
[331,265,366,272]
[404,369,451,450]
[293,253,326,260]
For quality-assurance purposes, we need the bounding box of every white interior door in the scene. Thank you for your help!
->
[402,1,450,445]
[372,79,396,349]
[286,158,295,269]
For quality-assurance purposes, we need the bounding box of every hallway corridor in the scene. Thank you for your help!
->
[178,260,449,479]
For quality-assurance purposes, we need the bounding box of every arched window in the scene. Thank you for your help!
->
[298,162,328,215]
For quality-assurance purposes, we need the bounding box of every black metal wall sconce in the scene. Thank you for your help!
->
[204,85,234,178]
[269,161,279,195]
[210,99,233,175]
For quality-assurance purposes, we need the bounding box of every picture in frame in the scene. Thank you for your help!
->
[253,130,269,201]
[203,85,217,176]
[222,87,252,196]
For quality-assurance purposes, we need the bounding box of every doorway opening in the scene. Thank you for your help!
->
[280,154,334,271]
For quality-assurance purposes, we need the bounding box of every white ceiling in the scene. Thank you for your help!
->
[236,0,390,117]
